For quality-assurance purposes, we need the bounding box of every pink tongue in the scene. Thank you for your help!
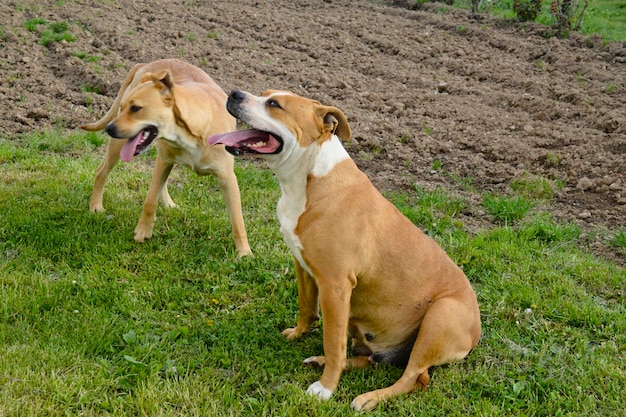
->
[208,129,268,146]
[120,137,139,162]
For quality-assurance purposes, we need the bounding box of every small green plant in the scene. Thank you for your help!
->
[458,25,468,33]
[39,20,75,46]
[186,33,197,42]
[432,160,443,171]
[483,193,535,224]
[81,84,101,94]
[449,172,476,192]
[24,17,46,32]
[536,59,545,69]
[604,82,615,94]
[609,231,626,255]
[206,30,220,39]
[511,174,556,200]
[544,152,563,167]
[72,51,100,62]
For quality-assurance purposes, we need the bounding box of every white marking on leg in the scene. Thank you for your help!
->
[306,381,333,400]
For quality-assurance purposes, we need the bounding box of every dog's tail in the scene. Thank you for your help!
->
[80,63,145,132]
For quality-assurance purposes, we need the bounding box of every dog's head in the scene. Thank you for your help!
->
[105,70,179,162]
[208,90,351,163]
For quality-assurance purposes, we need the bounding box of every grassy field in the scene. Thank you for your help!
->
[453,0,626,41]
[0,131,624,416]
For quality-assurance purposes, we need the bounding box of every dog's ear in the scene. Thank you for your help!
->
[321,106,351,141]
[150,70,175,92]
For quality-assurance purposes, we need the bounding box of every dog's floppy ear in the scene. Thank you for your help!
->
[138,70,175,93]
[150,70,175,92]
[320,106,351,141]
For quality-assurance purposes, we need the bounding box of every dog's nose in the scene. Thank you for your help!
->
[229,90,246,103]
[105,122,119,138]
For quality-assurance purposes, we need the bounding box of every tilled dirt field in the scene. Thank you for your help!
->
[1,0,624,262]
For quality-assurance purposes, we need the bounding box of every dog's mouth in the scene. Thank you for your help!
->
[207,129,283,156]
[120,126,158,162]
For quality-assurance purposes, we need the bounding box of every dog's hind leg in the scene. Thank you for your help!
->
[350,294,480,411]
[134,156,174,242]
[90,139,125,212]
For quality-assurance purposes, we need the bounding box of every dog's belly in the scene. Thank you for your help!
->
[349,318,419,368]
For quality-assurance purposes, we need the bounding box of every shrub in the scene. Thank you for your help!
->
[513,0,543,22]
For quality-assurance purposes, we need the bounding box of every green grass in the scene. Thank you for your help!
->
[1,131,624,416]
[452,0,626,41]
[579,0,626,41]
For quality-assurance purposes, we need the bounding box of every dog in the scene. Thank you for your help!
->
[81,59,251,257]
[208,90,481,410]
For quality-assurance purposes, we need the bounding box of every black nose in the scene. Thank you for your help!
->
[229,90,246,103]
[105,122,120,138]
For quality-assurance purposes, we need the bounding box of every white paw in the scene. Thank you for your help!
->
[306,381,333,400]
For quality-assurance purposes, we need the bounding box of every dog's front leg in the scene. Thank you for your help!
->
[90,139,124,212]
[134,156,174,242]
[282,259,319,339]
[305,278,353,400]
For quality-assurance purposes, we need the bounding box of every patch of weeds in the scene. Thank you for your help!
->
[24,17,47,32]
[186,33,197,42]
[511,174,556,200]
[81,84,101,94]
[422,125,433,135]
[399,134,409,144]
[604,82,615,94]
[207,30,220,39]
[72,51,100,63]
[458,25,468,33]
[608,231,626,255]
[543,152,563,168]
[36,21,75,46]
[432,159,443,171]
[536,59,545,70]
[390,184,466,237]
[483,192,535,224]
[449,172,475,192]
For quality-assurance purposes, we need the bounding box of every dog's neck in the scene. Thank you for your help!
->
[270,134,349,201]
[271,135,350,272]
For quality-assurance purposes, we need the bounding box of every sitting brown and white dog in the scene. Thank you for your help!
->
[82,59,251,257]
[209,90,481,410]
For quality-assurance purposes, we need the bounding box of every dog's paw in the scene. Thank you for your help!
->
[281,327,305,340]
[351,393,380,412]
[303,356,325,368]
[306,381,333,400]
[134,228,153,243]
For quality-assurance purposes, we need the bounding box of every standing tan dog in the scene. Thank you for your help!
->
[209,90,481,410]
[82,59,251,257]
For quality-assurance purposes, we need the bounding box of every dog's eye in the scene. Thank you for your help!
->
[267,99,281,109]
[130,105,142,113]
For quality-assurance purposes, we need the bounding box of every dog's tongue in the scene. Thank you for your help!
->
[120,136,139,162]
[208,129,269,146]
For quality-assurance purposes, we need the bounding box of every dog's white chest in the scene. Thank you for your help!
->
[275,136,349,276]
[277,185,311,275]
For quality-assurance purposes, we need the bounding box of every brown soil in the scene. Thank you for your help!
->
[1,0,624,263]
